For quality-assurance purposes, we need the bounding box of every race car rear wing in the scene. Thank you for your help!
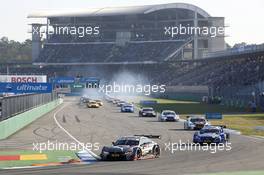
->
[134,134,161,139]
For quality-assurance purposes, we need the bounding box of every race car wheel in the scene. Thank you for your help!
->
[135,148,142,160]
[153,145,160,158]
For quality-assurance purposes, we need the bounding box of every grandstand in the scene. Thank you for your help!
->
[28,3,225,64]
[1,2,260,107]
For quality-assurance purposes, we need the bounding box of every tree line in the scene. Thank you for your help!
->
[0,37,32,62]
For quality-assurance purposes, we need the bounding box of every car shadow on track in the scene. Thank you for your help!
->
[168,128,187,131]
[146,120,167,122]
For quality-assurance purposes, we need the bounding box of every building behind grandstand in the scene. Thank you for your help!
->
[28,3,225,64]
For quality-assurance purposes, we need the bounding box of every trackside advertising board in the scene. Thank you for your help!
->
[0,75,47,83]
[140,100,158,105]
[0,83,52,94]
[50,77,100,84]
[51,77,75,84]
[205,113,223,120]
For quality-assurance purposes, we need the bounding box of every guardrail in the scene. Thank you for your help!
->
[0,92,57,121]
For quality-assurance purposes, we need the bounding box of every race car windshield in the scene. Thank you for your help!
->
[200,129,220,134]
[163,112,175,115]
[115,140,139,146]
[190,118,205,123]
[143,109,153,112]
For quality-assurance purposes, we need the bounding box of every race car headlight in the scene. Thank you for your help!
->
[142,112,146,115]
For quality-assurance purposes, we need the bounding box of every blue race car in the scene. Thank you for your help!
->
[193,125,230,144]
[121,103,134,113]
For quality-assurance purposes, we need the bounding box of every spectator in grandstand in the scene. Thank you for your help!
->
[248,100,257,113]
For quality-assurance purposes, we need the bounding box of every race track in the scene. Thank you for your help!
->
[0,97,264,175]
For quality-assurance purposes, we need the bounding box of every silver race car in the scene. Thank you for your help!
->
[100,135,161,161]
[184,116,210,130]
[139,107,156,117]
[159,110,180,122]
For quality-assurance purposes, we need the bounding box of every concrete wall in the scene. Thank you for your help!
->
[0,98,63,140]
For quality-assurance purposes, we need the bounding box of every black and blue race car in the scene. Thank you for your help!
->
[100,135,160,161]
[193,125,230,144]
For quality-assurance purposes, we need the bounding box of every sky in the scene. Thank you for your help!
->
[0,0,263,46]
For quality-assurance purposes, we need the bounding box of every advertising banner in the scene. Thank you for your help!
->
[0,83,52,94]
[0,75,47,83]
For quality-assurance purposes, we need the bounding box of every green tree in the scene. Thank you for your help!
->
[0,37,32,62]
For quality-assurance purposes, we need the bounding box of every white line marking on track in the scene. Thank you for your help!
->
[2,166,43,170]
[53,103,101,160]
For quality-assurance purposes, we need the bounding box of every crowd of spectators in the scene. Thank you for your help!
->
[167,56,264,87]
[37,41,184,63]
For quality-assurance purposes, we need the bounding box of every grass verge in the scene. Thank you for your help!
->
[212,114,264,136]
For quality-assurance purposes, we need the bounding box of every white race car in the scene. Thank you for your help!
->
[159,110,180,122]
[117,101,126,107]
[184,116,210,130]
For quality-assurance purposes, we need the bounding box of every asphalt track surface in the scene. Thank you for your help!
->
[0,97,264,175]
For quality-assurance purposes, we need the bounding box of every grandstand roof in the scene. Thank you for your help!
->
[28,3,210,18]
